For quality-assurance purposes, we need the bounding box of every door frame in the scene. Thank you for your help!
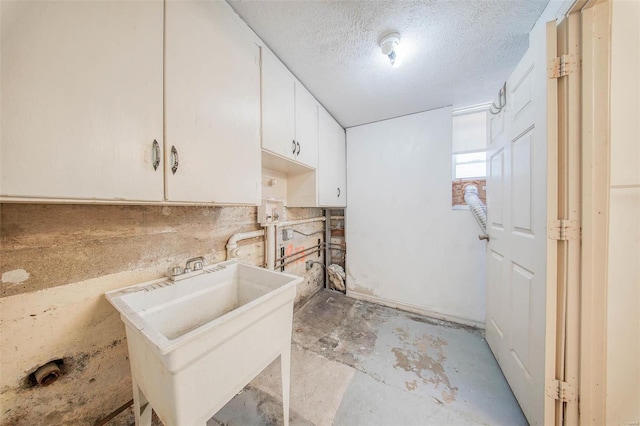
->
[576,0,611,424]
[501,2,610,423]
[552,1,612,423]
[555,7,582,425]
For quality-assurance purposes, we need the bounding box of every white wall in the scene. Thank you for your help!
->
[345,107,486,326]
[607,0,640,423]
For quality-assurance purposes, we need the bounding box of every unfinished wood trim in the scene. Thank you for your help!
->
[579,1,611,423]
[544,19,561,426]
[556,10,582,426]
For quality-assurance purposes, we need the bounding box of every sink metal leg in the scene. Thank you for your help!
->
[280,345,291,426]
[133,379,152,426]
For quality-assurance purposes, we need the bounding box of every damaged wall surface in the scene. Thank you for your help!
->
[0,203,324,425]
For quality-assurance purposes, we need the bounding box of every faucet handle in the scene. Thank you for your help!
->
[171,266,183,277]
[185,256,205,272]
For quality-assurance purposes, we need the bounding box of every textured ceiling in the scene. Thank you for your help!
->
[228,0,550,128]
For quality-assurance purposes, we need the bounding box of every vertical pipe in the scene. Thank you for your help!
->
[266,224,276,271]
[324,209,331,289]
[343,208,347,290]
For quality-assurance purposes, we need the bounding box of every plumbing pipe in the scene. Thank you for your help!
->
[265,224,276,270]
[325,210,331,289]
[277,248,323,269]
[263,217,325,270]
[225,229,265,259]
[330,215,345,220]
[274,242,341,264]
[34,361,61,386]
[275,217,325,228]
[274,244,323,263]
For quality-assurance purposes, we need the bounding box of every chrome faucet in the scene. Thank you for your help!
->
[168,256,206,281]
[184,256,204,273]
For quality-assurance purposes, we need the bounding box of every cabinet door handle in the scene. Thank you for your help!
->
[292,140,297,154]
[337,187,341,197]
[170,145,179,174]
[152,140,161,171]
[296,141,301,155]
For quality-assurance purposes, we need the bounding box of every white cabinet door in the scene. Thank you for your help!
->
[294,83,319,168]
[0,0,164,201]
[318,108,346,207]
[165,0,260,204]
[261,48,296,161]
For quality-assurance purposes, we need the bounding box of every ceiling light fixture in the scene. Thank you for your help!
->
[379,32,401,67]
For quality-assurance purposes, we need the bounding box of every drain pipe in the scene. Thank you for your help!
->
[226,229,265,260]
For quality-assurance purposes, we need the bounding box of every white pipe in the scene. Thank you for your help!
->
[265,225,276,270]
[226,229,265,259]
[275,217,326,228]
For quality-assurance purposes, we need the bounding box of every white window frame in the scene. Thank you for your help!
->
[452,104,490,209]
[452,148,488,180]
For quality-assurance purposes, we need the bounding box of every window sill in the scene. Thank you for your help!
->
[452,205,470,211]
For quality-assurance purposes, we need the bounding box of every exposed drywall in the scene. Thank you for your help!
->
[345,107,486,326]
[0,203,324,425]
[606,0,640,423]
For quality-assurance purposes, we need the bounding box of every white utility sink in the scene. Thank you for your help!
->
[105,260,301,426]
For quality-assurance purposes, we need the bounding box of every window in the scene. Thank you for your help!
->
[453,151,487,179]
[452,107,489,207]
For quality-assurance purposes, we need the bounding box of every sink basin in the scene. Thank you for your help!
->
[106,259,301,426]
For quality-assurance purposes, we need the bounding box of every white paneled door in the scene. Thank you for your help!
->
[486,21,559,426]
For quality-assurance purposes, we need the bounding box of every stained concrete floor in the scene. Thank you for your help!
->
[207,290,527,426]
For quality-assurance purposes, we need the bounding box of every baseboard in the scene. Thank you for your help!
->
[346,290,486,329]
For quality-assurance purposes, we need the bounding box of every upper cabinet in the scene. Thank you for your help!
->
[318,107,347,207]
[1,0,341,207]
[261,49,318,169]
[294,84,319,168]
[261,49,296,161]
[0,1,164,201]
[1,0,260,205]
[164,0,260,204]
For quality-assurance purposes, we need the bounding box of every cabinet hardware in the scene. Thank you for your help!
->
[296,141,301,155]
[170,146,179,174]
[152,140,161,171]
[337,187,341,197]
[292,140,297,155]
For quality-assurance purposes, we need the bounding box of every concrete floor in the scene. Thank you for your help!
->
[207,290,527,426]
